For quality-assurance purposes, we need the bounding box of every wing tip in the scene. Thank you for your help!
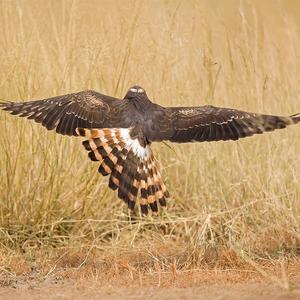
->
[290,113,300,123]
[0,100,13,110]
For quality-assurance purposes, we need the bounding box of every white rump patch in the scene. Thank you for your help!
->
[119,128,151,160]
[77,127,151,161]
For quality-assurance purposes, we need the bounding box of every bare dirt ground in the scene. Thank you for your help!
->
[1,279,300,300]
[1,261,300,300]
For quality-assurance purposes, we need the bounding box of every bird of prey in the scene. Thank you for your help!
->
[0,86,299,215]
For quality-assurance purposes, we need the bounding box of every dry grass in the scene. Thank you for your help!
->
[0,0,299,287]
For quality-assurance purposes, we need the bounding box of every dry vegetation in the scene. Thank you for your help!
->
[0,0,299,291]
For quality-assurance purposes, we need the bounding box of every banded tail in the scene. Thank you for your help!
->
[76,127,170,215]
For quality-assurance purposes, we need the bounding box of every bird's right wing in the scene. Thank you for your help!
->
[153,105,300,143]
[0,90,130,136]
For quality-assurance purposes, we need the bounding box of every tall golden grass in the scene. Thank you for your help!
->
[0,0,299,271]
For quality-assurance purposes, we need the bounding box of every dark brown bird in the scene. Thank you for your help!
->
[1,86,299,215]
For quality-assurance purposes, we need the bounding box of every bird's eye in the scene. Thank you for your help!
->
[129,87,144,93]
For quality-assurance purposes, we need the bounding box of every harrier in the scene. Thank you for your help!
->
[1,86,299,215]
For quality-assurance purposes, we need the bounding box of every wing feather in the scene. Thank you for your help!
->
[0,90,130,136]
[152,105,299,143]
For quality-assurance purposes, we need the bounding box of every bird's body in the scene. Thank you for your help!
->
[1,86,299,215]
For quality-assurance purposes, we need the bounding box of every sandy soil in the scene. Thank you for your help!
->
[1,281,300,300]
[1,254,300,300]
[1,276,300,300]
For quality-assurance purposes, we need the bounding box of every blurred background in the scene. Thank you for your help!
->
[0,0,299,269]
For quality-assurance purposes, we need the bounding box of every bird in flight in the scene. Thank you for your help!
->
[1,86,299,215]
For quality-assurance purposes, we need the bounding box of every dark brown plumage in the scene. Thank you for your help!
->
[0,85,299,215]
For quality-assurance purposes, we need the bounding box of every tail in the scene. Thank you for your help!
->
[76,127,169,215]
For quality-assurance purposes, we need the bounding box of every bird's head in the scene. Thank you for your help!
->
[124,85,147,100]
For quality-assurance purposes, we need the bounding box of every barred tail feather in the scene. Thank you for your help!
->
[76,127,170,215]
[139,176,149,215]
[115,151,140,209]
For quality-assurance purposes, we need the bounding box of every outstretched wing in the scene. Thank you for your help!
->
[154,105,300,143]
[0,90,129,136]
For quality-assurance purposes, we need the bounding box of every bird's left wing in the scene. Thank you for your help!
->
[153,105,300,143]
[0,90,129,136]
